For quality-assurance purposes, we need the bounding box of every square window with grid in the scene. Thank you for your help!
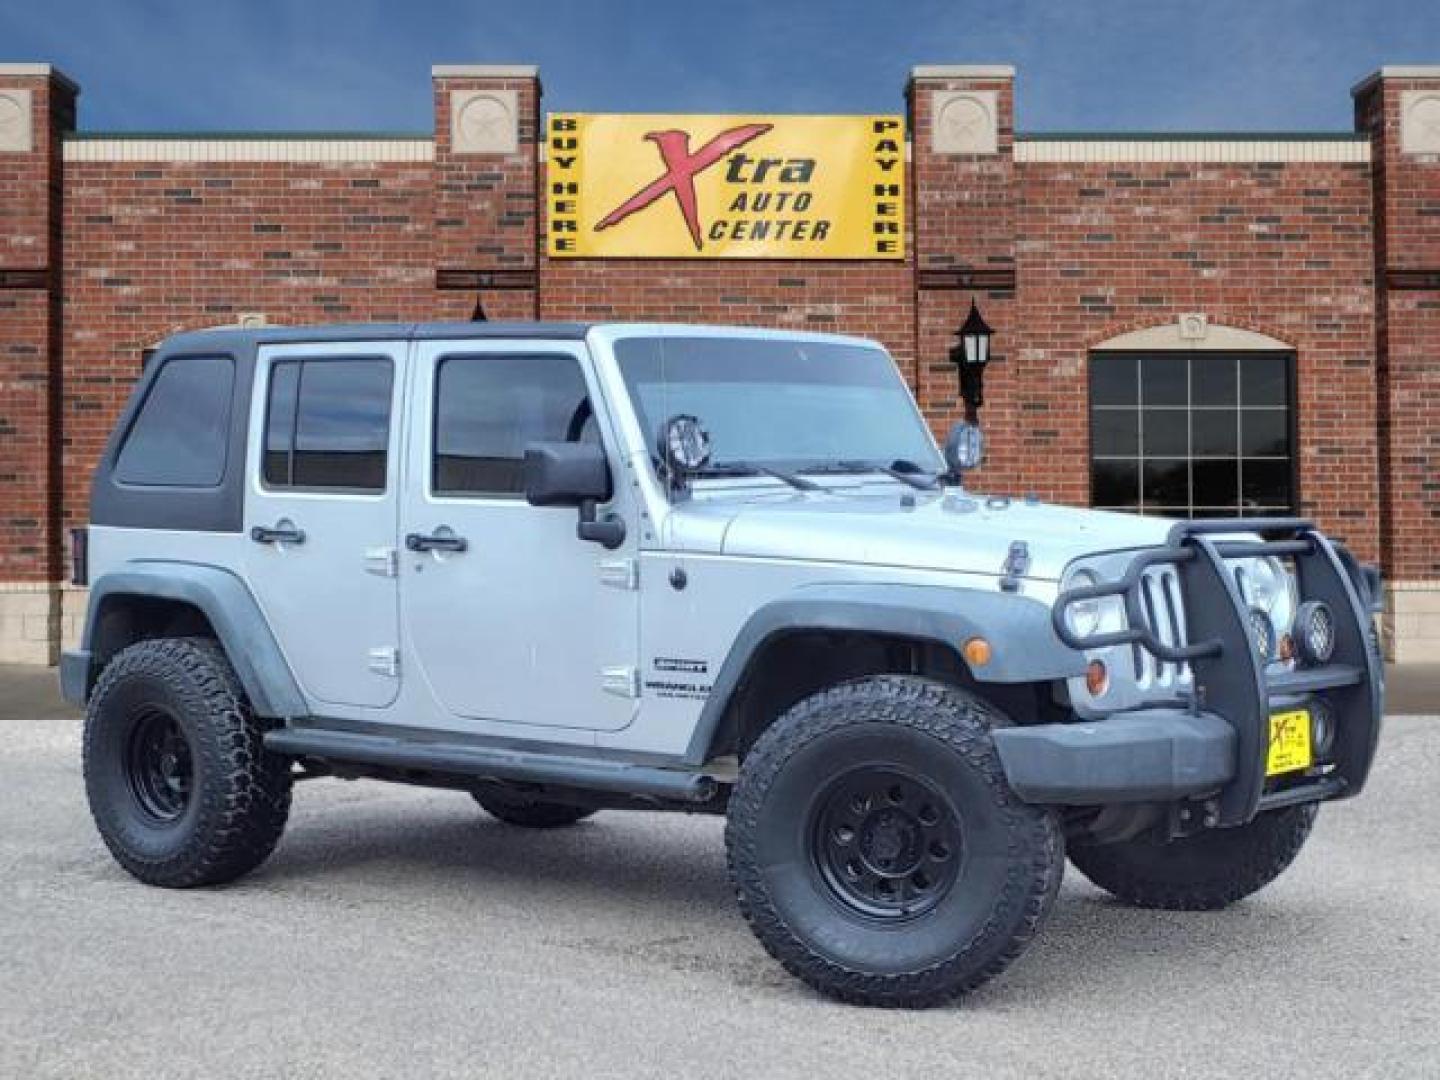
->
[1089,351,1295,518]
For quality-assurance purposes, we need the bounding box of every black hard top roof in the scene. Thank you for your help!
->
[159,321,593,352]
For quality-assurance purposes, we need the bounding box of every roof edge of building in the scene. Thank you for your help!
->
[430,64,538,79]
[0,62,79,92]
[1351,65,1440,96]
[910,64,1016,80]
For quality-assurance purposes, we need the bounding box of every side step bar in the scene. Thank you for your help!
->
[265,727,719,803]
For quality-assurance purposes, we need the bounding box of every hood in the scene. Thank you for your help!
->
[670,484,1174,581]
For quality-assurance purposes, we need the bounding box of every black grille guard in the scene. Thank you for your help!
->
[1051,517,1385,826]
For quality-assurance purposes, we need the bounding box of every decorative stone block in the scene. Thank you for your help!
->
[1178,313,1209,340]
[450,88,519,155]
[0,87,33,152]
[931,90,998,155]
[1400,90,1440,155]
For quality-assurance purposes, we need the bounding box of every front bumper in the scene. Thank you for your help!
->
[993,709,1234,804]
[1000,519,1383,823]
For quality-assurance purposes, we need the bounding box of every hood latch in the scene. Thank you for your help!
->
[999,541,1030,593]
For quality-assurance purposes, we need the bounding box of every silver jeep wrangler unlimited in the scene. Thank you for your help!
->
[63,322,1383,1007]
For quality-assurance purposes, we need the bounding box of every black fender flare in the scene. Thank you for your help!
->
[681,582,1086,765]
[70,563,306,718]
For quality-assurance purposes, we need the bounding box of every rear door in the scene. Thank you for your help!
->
[243,341,405,712]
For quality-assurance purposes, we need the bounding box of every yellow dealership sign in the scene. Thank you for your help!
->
[547,113,905,259]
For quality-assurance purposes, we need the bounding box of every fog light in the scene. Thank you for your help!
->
[962,637,992,667]
[1085,659,1109,696]
[1294,601,1336,666]
[1248,607,1276,664]
[1311,701,1336,757]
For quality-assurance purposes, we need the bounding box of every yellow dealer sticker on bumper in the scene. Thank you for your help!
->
[547,113,905,259]
[1266,709,1313,777]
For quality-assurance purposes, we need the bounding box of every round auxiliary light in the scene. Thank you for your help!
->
[1294,600,1336,666]
[1248,606,1276,665]
[943,421,985,475]
[658,414,712,478]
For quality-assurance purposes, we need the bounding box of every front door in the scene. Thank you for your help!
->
[243,342,404,712]
[401,341,638,732]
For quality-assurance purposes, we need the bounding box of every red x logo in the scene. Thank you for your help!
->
[595,123,773,251]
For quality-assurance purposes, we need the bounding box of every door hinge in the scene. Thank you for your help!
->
[363,547,398,578]
[367,647,400,677]
[598,557,639,590]
[601,665,641,698]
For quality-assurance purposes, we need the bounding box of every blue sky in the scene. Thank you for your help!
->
[3,0,1436,133]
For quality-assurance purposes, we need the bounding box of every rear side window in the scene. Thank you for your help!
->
[114,354,235,487]
[433,353,595,496]
[263,358,393,492]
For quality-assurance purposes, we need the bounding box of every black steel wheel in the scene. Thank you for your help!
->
[809,767,962,922]
[726,675,1064,1008]
[83,637,292,888]
[123,706,194,823]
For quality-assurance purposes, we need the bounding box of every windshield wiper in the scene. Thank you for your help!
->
[692,461,822,492]
[805,460,941,491]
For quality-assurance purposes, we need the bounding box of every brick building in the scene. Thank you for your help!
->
[0,61,1436,663]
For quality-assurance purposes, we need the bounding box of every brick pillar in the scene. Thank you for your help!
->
[0,64,75,663]
[1354,66,1440,661]
[907,65,1023,492]
[431,65,541,321]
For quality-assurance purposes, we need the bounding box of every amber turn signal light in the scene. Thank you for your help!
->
[962,637,992,667]
[1278,633,1295,663]
[1085,659,1109,696]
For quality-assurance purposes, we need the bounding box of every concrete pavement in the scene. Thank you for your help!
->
[2,664,1437,1078]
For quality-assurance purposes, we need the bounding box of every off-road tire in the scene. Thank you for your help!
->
[471,789,597,828]
[83,637,292,887]
[725,675,1064,1008]
[1069,803,1318,911]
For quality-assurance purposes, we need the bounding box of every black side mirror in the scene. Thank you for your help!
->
[523,442,626,549]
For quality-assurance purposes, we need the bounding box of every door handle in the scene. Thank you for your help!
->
[250,524,306,545]
[405,531,468,553]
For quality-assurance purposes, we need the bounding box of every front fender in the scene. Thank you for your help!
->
[682,582,1085,765]
[67,563,306,718]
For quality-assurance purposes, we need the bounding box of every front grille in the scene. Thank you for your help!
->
[1130,564,1192,691]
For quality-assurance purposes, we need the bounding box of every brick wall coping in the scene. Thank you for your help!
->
[1015,138,1370,163]
[65,130,430,140]
[430,64,538,78]
[62,136,435,163]
[910,65,1015,80]
[1020,131,1370,142]
[1352,66,1440,94]
[0,62,77,91]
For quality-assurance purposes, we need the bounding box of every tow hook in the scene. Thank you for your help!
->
[1171,798,1222,838]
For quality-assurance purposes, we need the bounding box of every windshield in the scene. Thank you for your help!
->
[614,336,943,474]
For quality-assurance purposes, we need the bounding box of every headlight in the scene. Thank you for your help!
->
[1066,570,1103,637]
[1062,569,1125,640]
[1247,557,1284,612]
[1237,555,1298,645]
